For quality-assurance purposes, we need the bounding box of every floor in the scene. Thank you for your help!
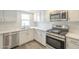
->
[15,40,47,49]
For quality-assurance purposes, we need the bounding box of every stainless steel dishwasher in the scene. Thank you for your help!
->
[11,32,19,48]
[3,33,10,49]
[3,32,19,49]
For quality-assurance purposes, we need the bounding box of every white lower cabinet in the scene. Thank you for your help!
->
[19,29,33,46]
[41,31,46,46]
[66,37,79,49]
[34,29,46,46]
[0,34,3,49]
[0,28,46,49]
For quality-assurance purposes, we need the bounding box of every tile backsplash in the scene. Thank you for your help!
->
[36,22,53,29]
[34,21,68,30]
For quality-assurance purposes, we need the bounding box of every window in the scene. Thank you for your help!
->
[21,13,31,27]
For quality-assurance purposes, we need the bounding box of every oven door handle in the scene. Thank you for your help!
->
[46,35,65,42]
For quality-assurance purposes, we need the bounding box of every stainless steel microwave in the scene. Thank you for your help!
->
[50,11,68,21]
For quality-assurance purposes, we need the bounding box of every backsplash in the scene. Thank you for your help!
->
[52,21,69,29]
[35,22,53,29]
[34,21,68,30]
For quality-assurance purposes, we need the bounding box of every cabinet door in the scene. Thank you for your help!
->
[28,29,33,41]
[19,30,30,45]
[66,37,79,49]
[33,29,38,40]
[35,29,46,46]
[0,34,3,49]
[68,10,79,21]
[4,10,17,22]
[0,11,4,23]
[19,31,27,45]
[41,31,46,46]
[35,30,42,43]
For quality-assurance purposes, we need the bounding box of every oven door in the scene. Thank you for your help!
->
[46,35,65,49]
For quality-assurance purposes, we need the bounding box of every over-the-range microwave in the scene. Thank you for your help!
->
[50,11,68,21]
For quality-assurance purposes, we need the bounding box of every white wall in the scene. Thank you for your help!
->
[68,10,79,34]
[69,21,79,34]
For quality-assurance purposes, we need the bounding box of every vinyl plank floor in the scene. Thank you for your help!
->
[15,40,46,49]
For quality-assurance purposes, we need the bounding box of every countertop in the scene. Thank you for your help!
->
[30,27,50,31]
[66,32,79,39]
[0,29,22,34]
[0,26,50,34]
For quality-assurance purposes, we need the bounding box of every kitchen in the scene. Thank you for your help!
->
[0,10,79,49]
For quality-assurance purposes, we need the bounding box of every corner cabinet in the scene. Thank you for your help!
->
[68,10,79,21]
[19,29,33,46]
[34,29,46,46]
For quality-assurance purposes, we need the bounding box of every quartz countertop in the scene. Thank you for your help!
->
[0,28,31,34]
[0,29,22,34]
[30,27,51,31]
[0,26,50,34]
[66,32,79,39]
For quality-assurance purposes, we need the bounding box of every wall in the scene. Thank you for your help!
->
[68,10,79,21]
[68,10,79,34]
[69,21,79,34]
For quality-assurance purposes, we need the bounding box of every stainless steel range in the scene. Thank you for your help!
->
[46,26,68,49]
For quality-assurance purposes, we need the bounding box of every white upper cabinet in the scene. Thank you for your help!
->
[68,10,79,21]
[34,10,50,22]
[0,11,4,23]
[0,10,17,23]
[4,10,17,22]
